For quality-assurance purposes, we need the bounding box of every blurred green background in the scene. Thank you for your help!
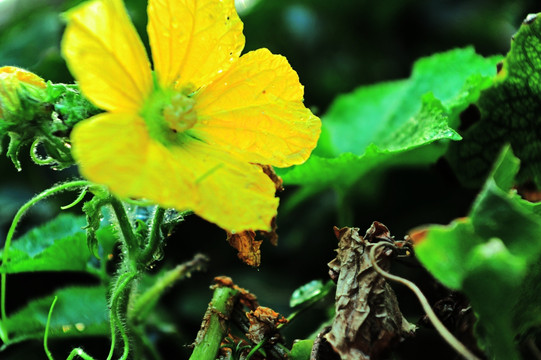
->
[1,0,540,358]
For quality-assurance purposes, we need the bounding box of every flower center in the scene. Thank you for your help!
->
[162,92,197,133]
[141,87,198,146]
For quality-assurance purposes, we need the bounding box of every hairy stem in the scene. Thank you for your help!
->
[107,271,138,360]
[138,206,165,266]
[109,197,138,260]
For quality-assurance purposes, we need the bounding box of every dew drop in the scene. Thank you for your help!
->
[524,13,538,25]
[152,248,164,261]
[62,324,73,333]
[75,323,85,332]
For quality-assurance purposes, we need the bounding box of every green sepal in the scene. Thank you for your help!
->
[82,194,112,259]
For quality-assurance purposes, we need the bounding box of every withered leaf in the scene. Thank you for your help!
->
[325,222,415,360]
[246,306,288,344]
[225,165,281,267]
[226,218,279,267]
[226,230,263,267]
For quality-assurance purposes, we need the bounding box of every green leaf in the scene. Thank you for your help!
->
[289,280,334,308]
[281,94,461,190]
[413,219,483,290]
[279,47,500,202]
[1,286,109,348]
[288,339,313,360]
[0,213,114,274]
[415,146,541,359]
[448,13,541,187]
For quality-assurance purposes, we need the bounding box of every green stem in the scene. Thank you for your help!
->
[138,206,165,266]
[245,339,266,360]
[60,187,88,210]
[66,348,96,360]
[1,180,92,327]
[130,254,208,325]
[109,197,138,259]
[44,296,58,360]
[107,271,138,360]
[189,286,239,360]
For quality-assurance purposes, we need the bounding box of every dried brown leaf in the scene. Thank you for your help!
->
[226,230,262,267]
[246,306,288,344]
[325,222,415,360]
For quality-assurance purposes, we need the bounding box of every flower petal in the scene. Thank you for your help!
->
[62,0,152,112]
[193,48,321,167]
[71,113,151,195]
[167,141,278,231]
[72,114,277,231]
[147,0,244,90]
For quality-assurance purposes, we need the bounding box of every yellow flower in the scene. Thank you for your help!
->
[61,0,320,231]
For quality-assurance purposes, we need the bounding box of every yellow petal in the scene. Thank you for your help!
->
[71,113,151,194]
[193,48,321,167]
[0,66,46,89]
[62,0,152,112]
[173,141,278,232]
[147,0,244,90]
[72,113,277,231]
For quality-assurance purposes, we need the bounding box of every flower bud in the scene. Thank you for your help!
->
[0,66,46,121]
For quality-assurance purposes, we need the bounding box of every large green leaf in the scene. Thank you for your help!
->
[0,213,115,274]
[281,94,463,207]
[0,286,109,348]
[448,13,541,187]
[280,47,500,200]
[415,146,541,359]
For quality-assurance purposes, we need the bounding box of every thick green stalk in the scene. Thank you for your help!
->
[189,286,239,360]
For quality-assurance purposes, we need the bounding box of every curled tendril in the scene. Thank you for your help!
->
[368,242,480,360]
[30,138,55,165]
[61,187,88,210]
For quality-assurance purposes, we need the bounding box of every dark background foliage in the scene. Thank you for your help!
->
[0,0,539,358]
